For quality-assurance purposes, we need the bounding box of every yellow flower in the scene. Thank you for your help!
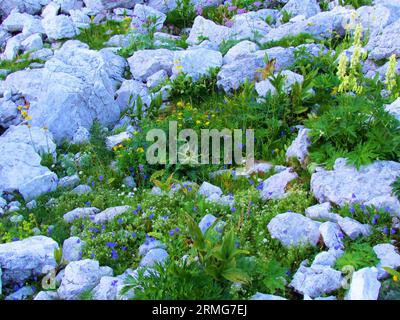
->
[205,121,210,126]
[386,54,397,94]
[196,120,201,125]
[137,147,144,153]
[394,275,399,282]
[177,101,184,108]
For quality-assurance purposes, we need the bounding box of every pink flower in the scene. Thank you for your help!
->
[196,5,203,15]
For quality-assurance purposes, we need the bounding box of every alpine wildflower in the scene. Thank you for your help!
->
[385,54,398,96]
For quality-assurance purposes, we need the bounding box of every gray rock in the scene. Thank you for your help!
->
[337,217,371,240]
[373,243,400,279]
[255,79,277,97]
[217,46,296,92]
[267,212,321,247]
[41,2,60,18]
[0,99,19,129]
[115,79,152,113]
[0,197,7,208]
[130,4,166,33]
[69,8,91,30]
[290,265,343,298]
[261,7,353,43]
[172,48,222,81]
[250,292,287,300]
[367,19,400,60]
[260,168,298,200]
[346,267,381,300]
[281,70,304,92]
[42,15,77,41]
[139,239,166,256]
[146,69,168,89]
[3,34,24,60]
[54,0,80,13]
[83,0,137,11]
[311,249,343,267]
[2,10,34,33]
[34,290,59,300]
[305,202,340,222]
[63,207,100,223]
[58,174,81,189]
[0,126,58,201]
[21,33,43,51]
[223,40,259,65]
[72,127,91,145]
[139,248,169,268]
[26,200,37,210]
[0,236,59,285]
[5,285,35,300]
[58,259,113,300]
[319,222,344,250]
[29,48,53,61]
[128,49,174,82]
[230,10,274,41]
[0,0,45,17]
[4,40,125,142]
[282,0,320,18]
[198,182,223,198]
[62,237,85,262]
[187,16,231,46]
[92,276,124,300]
[198,213,219,234]
[311,158,400,208]
[93,205,131,224]
[72,184,92,195]
[357,4,400,38]
[385,98,400,122]
[285,127,311,165]
[105,131,131,150]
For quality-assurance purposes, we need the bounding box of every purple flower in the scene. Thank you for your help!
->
[231,207,237,213]
[253,1,262,7]
[139,164,144,172]
[169,230,175,237]
[237,8,247,14]
[91,252,96,258]
[227,5,237,12]
[111,250,118,260]
[149,214,154,220]
[106,242,116,248]
[382,227,388,235]
[374,214,380,220]
[225,20,234,27]
[391,228,396,235]
[117,218,123,223]
[131,232,137,238]
[371,218,377,225]
[137,204,142,211]
[132,210,138,215]
[111,280,118,287]
[121,246,127,251]
[86,201,91,207]
[256,182,264,190]
[175,228,180,233]
[98,175,104,181]
[349,207,355,214]
[196,5,203,15]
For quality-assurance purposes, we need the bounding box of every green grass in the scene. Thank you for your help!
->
[74,20,131,50]
[0,51,44,80]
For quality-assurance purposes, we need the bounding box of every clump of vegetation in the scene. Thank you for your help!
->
[0,51,44,80]
[75,19,131,50]
[335,242,379,271]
